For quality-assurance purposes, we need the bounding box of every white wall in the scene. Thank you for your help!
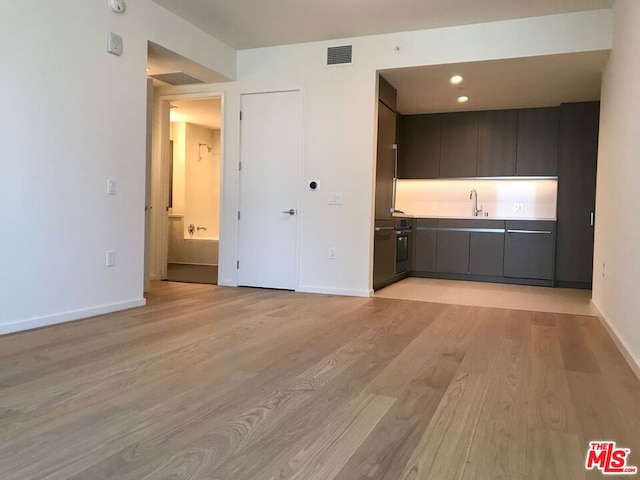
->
[592,0,640,369]
[216,10,611,296]
[0,1,235,333]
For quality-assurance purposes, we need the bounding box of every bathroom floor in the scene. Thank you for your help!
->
[166,263,218,285]
[375,277,597,316]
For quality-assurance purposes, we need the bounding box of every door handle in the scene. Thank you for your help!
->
[590,211,594,226]
[282,209,296,215]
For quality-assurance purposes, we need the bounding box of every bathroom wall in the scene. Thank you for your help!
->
[168,121,221,266]
[185,124,221,239]
[169,122,186,213]
[395,178,558,219]
[169,122,221,239]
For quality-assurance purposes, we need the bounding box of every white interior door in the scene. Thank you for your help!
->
[238,90,301,290]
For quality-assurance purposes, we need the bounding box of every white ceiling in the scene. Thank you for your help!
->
[170,98,222,129]
[384,51,609,114]
[152,0,612,50]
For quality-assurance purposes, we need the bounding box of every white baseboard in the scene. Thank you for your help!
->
[591,300,640,380]
[296,285,371,297]
[0,298,146,336]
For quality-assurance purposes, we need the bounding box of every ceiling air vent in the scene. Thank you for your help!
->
[149,72,205,86]
[327,45,353,66]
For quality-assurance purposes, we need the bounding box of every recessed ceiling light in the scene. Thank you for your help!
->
[457,95,469,103]
[450,75,463,84]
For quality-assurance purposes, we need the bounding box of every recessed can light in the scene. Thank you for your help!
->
[457,95,469,103]
[450,75,463,84]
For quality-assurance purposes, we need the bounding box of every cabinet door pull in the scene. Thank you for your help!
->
[390,144,398,214]
[590,211,594,226]
[507,229,552,234]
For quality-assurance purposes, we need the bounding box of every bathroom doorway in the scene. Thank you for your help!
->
[165,97,222,285]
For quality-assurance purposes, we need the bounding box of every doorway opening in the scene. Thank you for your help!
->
[145,40,231,291]
[165,98,222,285]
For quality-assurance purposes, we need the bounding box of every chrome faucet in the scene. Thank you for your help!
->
[470,189,483,217]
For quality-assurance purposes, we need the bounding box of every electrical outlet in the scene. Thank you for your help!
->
[514,203,524,213]
[106,250,116,267]
[329,247,337,259]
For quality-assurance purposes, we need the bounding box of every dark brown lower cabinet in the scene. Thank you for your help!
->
[414,219,437,272]
[412,218,554,284]
[434,219,506,276]
[436,220,470,274]
[373,222,395,289]
[469,221,505,276]
[504,221,556,280]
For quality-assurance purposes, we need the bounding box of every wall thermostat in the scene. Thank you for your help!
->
[309,180,320,190]
[109,0,126,13]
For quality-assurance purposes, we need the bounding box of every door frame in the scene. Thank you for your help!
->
[150,90,226,283]
[237,88,304,290]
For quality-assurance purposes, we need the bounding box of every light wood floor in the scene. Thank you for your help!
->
[376,277,597,316]
[0,281,638,480]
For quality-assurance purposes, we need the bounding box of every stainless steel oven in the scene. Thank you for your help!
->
[395,218,411,274]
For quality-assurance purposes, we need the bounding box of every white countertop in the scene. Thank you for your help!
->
[393,214,556,221]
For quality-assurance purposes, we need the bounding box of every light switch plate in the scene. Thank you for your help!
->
[106,251,116,267]
[328,193,343,205]
[107,179,117,195]
[514,203,524,213]
[107,32,123,56]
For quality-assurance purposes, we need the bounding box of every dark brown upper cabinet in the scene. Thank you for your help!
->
[516,107,560,176]
[398,114,441,179]
[439,111,479,177]
[477,110,518,176]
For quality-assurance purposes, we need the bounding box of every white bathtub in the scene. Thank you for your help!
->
[181,237,219,266]
[167,216,219,265]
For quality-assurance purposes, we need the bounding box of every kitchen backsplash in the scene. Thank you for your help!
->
[395,178,558,219]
